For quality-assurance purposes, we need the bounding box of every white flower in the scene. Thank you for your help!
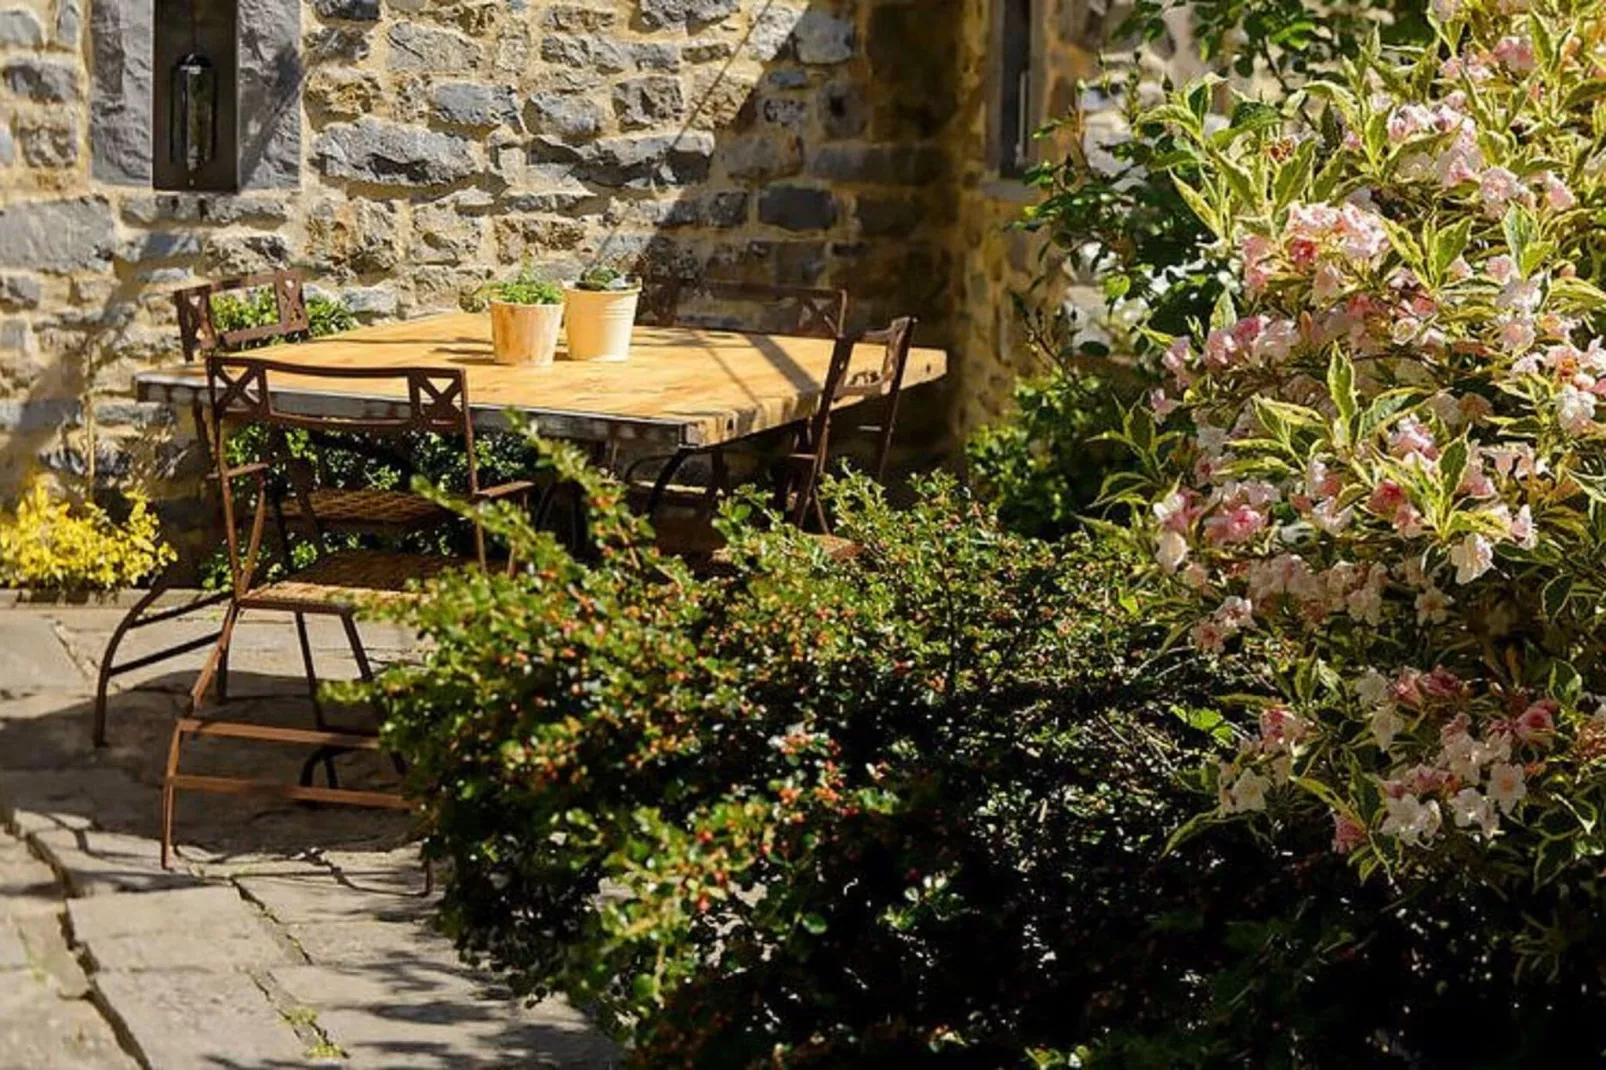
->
[1372,705,1405,751]
[1510,504,1537,549]
[1227,770,1271,813]
[1449,787,1499,836]
[1354,668,1391,707]
[1381,794,1442,845]
[1557,385,1597,434]
[1449,533,1494,585]
[1415,586,1454,624]
[1155,529,1189,573]
[1312,498,1354,535]
[1487,762,1528,814]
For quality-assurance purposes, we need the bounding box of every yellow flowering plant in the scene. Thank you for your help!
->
[0,480,174,592]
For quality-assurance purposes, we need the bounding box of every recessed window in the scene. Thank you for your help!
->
[994,0,1034,179]
[153,0,238,191]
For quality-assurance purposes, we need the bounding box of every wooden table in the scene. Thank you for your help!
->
[134,312,949,453]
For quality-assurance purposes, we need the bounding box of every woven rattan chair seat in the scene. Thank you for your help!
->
[280,488,447,528]
[240,549,470,610]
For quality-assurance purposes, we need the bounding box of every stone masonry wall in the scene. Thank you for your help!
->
[0,0,963,495]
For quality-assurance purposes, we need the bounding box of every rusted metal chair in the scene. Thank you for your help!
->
[775,318,920,533]
[627,280,849,555]
[95,271,446,747]
[160,355,532,868]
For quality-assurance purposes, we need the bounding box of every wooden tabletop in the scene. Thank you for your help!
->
[134,312,949,450]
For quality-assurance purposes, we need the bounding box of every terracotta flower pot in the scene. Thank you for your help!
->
[490,300,564,367]
[563,286,640,363]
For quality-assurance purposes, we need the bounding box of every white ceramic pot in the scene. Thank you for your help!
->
[490,301,564,367]
[563,286,640,362]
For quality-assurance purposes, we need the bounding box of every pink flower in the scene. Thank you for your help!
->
[1204,504,1267,546]
[1515,699,1556,744]
[1480,167,1523,214]
[1312,261,1346,304]
[1369,480,1408,515]
[1331,812,1367,854]
[1499,318,1536,352]
[1539,171,1577,211]
[1149,388,1178,420]
[1203,328,1237,368]
[1191,617,1227,653]
[1493,34,1536,74]
[1447,256,1473,281]
[1486,255,1517,284]
[1259,705,1305,751]
[1389,416,1438,461]
[1510,504,1537,549]
[1337,203,1390,261]
[1558,384,1597,433]
[1487,762,1527,814]
[1450,533,1494,584]
[1153,490,1198,533]
[1155,529,1189,573]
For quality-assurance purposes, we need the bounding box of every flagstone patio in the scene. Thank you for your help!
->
[0,599,617,1069]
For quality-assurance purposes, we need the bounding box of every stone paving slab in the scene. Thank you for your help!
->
[0,975,139,1070]
[0,616,84,695]
[271,964,619,1070]
[31,825,204,897]
[239,872,436,926]
[96,969,312,1069]
[70,885,300,973]
[0,916,27,970]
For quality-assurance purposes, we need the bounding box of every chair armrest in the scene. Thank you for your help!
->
[219,461,271,480]
[473,480,537,502]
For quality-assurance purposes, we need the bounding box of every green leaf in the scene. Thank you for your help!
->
[1211,289,1236,332]
[1503,204,1538,278]
[1432,218,1473,281]
[1172,175,1219,235]
[1273,139,1317,213]
[1541,574,1574,620]
[801,913,828,935]
[1327,350,1358,445]
[1438,439,1468,502]
[1550,660,1583,704]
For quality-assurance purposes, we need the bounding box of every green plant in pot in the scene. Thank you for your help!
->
[470,266,565,367]
[564,265,641,363]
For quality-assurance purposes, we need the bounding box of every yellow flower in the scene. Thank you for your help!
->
[0,479,175,592]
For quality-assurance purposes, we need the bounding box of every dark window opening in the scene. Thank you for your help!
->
[996,0,1033,178]
[153,0,238,192]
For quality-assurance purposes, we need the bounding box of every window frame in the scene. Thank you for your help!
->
[987,0,1044,182]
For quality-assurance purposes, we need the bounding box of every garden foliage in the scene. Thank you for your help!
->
[1115,0,1606,975]
[0,479,172,591]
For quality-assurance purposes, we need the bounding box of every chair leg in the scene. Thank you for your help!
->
[292,612,328,730]
[160,719,185,870]
[340,614,374,683]
[94,578,168,747]
[189,604,241,713]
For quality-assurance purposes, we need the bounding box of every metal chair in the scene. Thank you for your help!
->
[160,355,532,868]
[626,280,849,555]
[95,271,447,746]
[775,318,919,532]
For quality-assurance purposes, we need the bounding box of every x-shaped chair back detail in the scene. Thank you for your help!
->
[175,270,310,361]
[205,355,490,595]
[639,277,848,339]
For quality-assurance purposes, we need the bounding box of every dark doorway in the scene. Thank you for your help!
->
[153,0,238,191]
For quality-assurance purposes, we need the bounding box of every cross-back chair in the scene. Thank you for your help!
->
[627,280,850,555]
[775,317,919,533]
[159,355,532,868]
[94,271,447,747]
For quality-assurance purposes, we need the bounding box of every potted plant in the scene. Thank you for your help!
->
[564,266,640,363]
[468,267,566,367]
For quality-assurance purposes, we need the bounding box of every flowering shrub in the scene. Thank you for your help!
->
[1116,0,1606,952]
[0,479,173,591]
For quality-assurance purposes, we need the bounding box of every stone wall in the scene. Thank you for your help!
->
[0,0,963,493]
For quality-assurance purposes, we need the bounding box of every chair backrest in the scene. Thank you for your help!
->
[640,277,848,340]
[205,355,481,490]
[175,270,310,361]
[840,317,918,481]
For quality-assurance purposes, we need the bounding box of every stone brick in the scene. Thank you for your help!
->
[341,284,399,316]
[3,58,77,102]
[411,202,484,264]
[68,886,295,972]
[683,37,733,63]
[868,0,962,139]
[88,0,151,184]
[704,190,749,227]
[820,78,867,138]
[0,7,44,46]
[855,193,926,237]
[636,0,739,30]
[304,67,381,119]
[0,275,42,309]
[758,186,838,232]
[16,119,75,168]
[543,4,615,31]
[313,117,479,187]
[525,91,601,140]
[313,0,378,19]
[388,21,480,71]
[0,197,116,273]
[431,81,519,129]
[493,215,588,260]
[238,0,301,189]
[119,231,204,262]
[748,2,804,60]
[722,133,802,181]
[613,75,683,129]
[793,9,854,64]
[541,32,630,72]
[538,130,713,189]
[633,42,681,70]
[688,71,753,129]
[305,25,369,61]
[810,143,948,185]
[53,0,79,44]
